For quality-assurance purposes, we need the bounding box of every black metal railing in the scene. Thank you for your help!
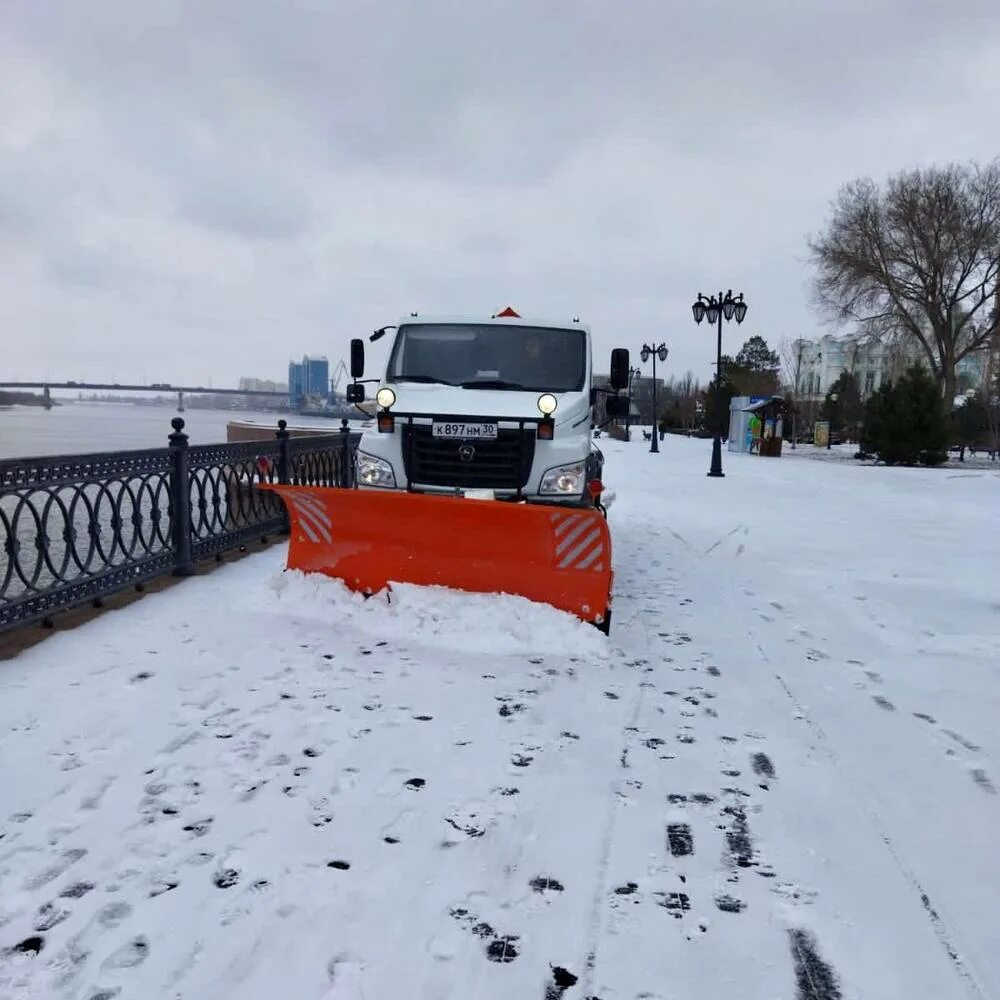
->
[0,417,359,632]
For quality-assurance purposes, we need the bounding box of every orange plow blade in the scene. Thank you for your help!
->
[262,486,613,629]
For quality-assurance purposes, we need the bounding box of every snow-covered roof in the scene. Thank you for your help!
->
[397,313,592,335]
[742,395,786,412]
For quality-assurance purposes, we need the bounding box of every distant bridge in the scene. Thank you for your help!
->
[0,380,290,412]
[0,381,288,398]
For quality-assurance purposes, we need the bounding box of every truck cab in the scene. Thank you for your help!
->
[347,311,628,505]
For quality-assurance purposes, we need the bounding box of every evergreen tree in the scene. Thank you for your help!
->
[721,336,781,397]
[735,335,781,375]
[861,365,948,465]
[951,396,989,459]
[821,372,863,439]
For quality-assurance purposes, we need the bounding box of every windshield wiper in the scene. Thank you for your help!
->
[459,379,527,390]
[393,374,457,385]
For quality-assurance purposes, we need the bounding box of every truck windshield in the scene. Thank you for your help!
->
[386,324,587,392]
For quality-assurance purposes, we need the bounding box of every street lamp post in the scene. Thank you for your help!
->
[826,391,838,450]
[692,289,748,477]
[625,365,641,440]
[640,343,669,453]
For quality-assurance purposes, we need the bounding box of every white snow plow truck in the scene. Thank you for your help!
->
[264,307,631,632]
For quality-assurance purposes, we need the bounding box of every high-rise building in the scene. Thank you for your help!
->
[288,355,330,407]
[288,361,306,406]
[302,356,330,398]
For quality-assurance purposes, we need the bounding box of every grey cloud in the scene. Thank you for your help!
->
[173,167,315,240]
[2,0,999,386]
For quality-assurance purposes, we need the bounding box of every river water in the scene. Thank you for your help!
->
[0,403,360,460]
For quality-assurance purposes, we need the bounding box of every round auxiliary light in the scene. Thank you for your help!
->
[537,393,558,416]
[376,387,396,409]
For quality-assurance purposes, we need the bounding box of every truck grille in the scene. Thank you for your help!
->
[402,424,536,491]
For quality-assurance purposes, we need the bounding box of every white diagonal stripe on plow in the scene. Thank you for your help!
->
[555,517,593,555]
[557,528,603,569]
[574,541,605,571]
[291,505,320,543]
[289,498,332,543]
[553,513,584,537]
[287,492,332,528]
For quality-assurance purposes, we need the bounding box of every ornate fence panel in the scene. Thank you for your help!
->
[186,439,287,563]
[0,448,175,631]
[0,418,361,633]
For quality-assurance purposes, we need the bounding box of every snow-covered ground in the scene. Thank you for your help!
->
[1,437,998,1000]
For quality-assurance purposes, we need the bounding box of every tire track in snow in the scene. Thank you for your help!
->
[715,556,988,1000]
[577,567,656,998]
[764,656,988,1000]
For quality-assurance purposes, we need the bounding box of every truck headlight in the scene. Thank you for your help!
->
[376,387,396,409]
[356,451,396,488]
[537,393,558,416]
[539,460,586,495]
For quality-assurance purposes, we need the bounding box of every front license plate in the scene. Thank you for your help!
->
[431,422,498,440]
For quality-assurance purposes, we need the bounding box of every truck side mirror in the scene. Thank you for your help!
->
[610,348,629,390]
[346,383,365,403]
[350,338,365,378]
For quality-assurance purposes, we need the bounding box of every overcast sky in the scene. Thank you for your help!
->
[3,0,999,389]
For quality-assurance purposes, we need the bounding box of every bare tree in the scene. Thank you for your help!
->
[779,338,809,447]
[779,338,807,395]
[809,160,1000,402]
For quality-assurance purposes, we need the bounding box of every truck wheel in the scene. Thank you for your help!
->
[594,611,611,635]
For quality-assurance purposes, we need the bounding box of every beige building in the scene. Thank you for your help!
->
[789,335,988,401]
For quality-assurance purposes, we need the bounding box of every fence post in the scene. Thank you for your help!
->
[340,418,353,488]
[276,419,290,485]
[169,417,194,576]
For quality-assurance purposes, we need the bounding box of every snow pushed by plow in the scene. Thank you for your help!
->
[1,436,998,1000]
[264,570,611,658]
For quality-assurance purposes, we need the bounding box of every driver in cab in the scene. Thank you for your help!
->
[516,333,552,388]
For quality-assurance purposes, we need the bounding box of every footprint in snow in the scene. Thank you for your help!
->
[529,876,564,893]
[100,936,149,971]
[4,935,45,958]
[714,894,746,913]
[97,902,133,928]
[772,881,818,905]
[23,848,87,891]
[943,729,981,752]
[34,903,71,932]
[60,881,95,899]
[970,768,997,794]
[656,891,691,917]
[485,936,519,963]
[666,824,694,857]
[149,878,179,898]
[750,753,776,778]
[213,868,240,889]
[545,966,579,998]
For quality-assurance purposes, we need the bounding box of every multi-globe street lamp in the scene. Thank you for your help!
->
[640,343,669,453]
[692,290,748,477]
